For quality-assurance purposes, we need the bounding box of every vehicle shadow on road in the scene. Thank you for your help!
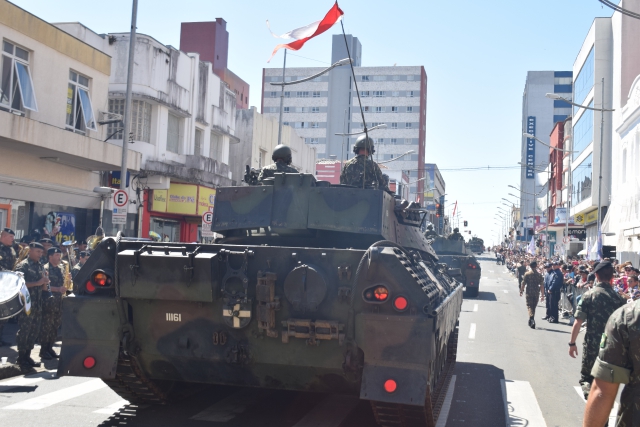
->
[446,362,506,427]
[473,291,497,301]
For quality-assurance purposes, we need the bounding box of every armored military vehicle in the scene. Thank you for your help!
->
[430,237,481,297]
[468,237,484,255]
[59,173,462,427]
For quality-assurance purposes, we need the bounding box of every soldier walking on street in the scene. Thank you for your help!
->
[38,247,66,360]
[340,135,389,191]
[15,242,49,371]
[520,261,545,329]
[0,228,17,346]
[568,261,626,401]
[258,145,298,181]
[582,300,640,427]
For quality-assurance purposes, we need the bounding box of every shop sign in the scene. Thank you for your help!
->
[574,213,585,225]
[568,228,586,241]
[585,209,598,225]
[197,187,216,215]
[44,212,76,244]
[110,171,130,188]
[150,184,196,215]
[151,190,168,212]
[526,116,536,179]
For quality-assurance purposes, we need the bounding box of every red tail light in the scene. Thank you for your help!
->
[85,281,96,293]
[394,296,408,311]
[384,379,397,393]
[468,264,477,269]
[83,356,96,369]
[373,286,389,301]
[92,272,108,287]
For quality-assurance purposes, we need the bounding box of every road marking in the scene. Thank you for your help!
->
[435,375,456,427]
[292,394,359,427]
[473,304,478,312]
[468,323,476,339]
[502,379,547,427]
[190,389,269,422]
[93,399,130,414]
[503,290,509,293]
[4,378,106,410]
[574,386,618,424]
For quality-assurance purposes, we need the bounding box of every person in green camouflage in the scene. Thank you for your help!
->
[15,242,49,370]
[519,261,545,329]
[38,247,66,360]
[583,300,640,427]
[448,228,465,241]
[0,228,17,346]
[569,261,626,400]
[340,135,389,191]
[424,224,438,239]
[258,144,298,181]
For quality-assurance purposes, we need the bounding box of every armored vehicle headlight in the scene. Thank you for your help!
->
[91,271,111,287]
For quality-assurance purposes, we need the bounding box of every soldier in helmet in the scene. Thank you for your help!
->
[448,227,465,241]
[258,144,298,181]
[424,224,438,239]
[340,135,389,191]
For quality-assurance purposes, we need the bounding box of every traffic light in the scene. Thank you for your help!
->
[464,220,468,227]
[435,203,441,217]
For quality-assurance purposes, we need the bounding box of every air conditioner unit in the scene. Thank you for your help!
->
[144,175,170,190]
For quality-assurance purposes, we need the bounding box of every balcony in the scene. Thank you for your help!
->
[144,155,232,187]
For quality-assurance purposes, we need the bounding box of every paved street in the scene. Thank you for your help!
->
[0,256,619,427]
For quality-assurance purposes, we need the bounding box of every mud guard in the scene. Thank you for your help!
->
[57,297,121,379]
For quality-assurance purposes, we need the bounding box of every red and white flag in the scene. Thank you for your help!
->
[452,201,458,218]
[267,2,344,62]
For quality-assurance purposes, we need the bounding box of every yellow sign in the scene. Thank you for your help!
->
[166,183,198,215]
[585,209,598,225]
[151,190,167,212]
[197,187,216,215]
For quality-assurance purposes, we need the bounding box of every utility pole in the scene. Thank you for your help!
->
[119,0,138,232]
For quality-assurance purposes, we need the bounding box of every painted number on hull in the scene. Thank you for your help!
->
[166,313,182,322]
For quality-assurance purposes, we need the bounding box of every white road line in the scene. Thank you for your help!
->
[574,386,618,424]
[473,304,478,312]
[503,290,509,293]
[190,389,269,422]
[468,323,476,339]
[435,375,456,427]
[292,394,359,427]
[0,377,44,387]
[93,399,130,414]
[502,379,547,427]
[3,378,106,410]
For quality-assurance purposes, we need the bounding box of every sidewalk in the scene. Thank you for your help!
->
[0,320,59,380]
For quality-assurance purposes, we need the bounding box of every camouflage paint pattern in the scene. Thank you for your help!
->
[522,270,544,318]
[15,258,44,353]
[340,155,389,191]
[257,162,298,181]
[39,263,64,346]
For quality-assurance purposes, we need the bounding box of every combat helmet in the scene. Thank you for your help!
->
[453,228,459,233]
[353,134,375,154]
[427,224,434,230]
[272,144,292,165]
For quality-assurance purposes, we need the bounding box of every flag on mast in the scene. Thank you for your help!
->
[452,201,458,218]
[267,2,344,62]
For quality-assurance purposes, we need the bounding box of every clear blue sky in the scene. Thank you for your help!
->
[12,0,613,244]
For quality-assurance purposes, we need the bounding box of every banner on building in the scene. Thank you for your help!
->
[44,212,76,244]
[151,184,216,217]
[526,116,536,179]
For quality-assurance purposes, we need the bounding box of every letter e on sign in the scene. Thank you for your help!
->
[113,190,129,207]
[202,211,213,225]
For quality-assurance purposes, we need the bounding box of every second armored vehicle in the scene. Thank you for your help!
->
[430,237,481,297]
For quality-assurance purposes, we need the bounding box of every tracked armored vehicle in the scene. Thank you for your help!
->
[430,237,481,297]
[59,173,462,427]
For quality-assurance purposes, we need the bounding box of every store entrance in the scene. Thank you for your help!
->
[150,218,181,242]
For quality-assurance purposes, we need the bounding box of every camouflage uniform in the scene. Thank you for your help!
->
[522,270,544,318]
[574,282,626,399]
[340,155,389,191]
[39,262,64,349]
[15,258,44,356]
[258,162,298,181]
[448,232,464,241]
[591,301,640,427]
[0,243,17,343]
[424,229,438,239]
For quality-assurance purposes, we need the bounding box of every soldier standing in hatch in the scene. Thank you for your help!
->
[258,145,299,181]
[520,261,544,329]
[424,224,438,239]
[0,228,17,346]
[340,135,389,191]
[39,247,66,360]
[448,228,464,241]
[15,242,49,371]
[568,261,626,401]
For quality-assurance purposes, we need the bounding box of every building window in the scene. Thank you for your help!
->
[373,91,385,97]
[283,122,289,126]
[66,70,97,133]
[405,138,413,144]
[297,91,309,98]
[1,40,37,112]
[574,47,594,111]
[167,114,182,153]
[283,107,290,113]
[284,91,291,98]
[194,128,203,156]
[572,153,592,205]
[269,91,277,98]
[311,106,320,113]
[363,106,370,112]
[392,75,400,81]
[268,107,277,113]
[406,106,413,113]
[392,91,400,97]
[373,75,386,81]
[312,91,321,98]
[391,138,397,144]
[407,75,415,81]
[391,122,398,129]
[361,91,370,97]
[307,138,319,144]
[572,101,594,160]
[361,75,370,81]
[259,149,267,168]
[375,106,384,113]
[622,148,627,184]
[210,132,223,161]
[391,106,398,113]
[405,123,412,129]
[108,99,152,143]
[270,76,279,82]
[407,91,416,97]
[378,138,384,144]
[311,122,319,128]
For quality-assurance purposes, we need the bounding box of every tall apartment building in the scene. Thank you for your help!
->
[261,35,427,204]
[519,71,572,241]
